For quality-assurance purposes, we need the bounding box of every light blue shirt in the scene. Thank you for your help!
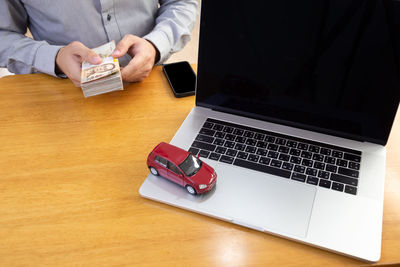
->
[0,0,198,76]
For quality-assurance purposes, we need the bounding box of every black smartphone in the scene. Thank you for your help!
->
[162,61,196,97]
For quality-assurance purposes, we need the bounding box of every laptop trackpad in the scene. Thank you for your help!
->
[197,164,316,238]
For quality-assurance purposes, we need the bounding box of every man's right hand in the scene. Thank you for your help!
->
[55,41,102,87]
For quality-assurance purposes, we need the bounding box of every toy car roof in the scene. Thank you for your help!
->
[152,142,191,165]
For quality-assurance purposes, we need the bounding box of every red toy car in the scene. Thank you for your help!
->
[147,142,217,195]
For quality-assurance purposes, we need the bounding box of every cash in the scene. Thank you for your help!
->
[81,41,123,97]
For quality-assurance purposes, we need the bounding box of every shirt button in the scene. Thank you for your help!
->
[107,14,111,21]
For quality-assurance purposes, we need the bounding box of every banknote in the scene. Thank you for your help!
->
[81,41,123,97]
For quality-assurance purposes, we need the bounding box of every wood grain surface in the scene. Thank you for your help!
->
[0,67,399,266]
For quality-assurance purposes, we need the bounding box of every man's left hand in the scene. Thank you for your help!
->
[112,34,159,82]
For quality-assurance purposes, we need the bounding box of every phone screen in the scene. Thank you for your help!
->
[163,61,196,97]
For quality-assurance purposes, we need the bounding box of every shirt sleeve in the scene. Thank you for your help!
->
[0,1,63,76]
[142,0,198,64]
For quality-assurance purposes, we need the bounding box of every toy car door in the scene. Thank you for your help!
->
[154,155,169,178]
[166,161,184,186]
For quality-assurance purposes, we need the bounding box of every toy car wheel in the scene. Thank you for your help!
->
[149,167,159,176]
[185,185,197,195]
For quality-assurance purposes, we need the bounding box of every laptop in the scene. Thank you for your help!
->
[140,0,400,262]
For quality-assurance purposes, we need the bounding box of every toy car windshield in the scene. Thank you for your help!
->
[179,154,202,177]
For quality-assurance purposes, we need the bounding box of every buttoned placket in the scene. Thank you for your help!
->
[99,0,122,43]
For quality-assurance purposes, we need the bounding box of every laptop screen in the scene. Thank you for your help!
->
[195,0,400,145]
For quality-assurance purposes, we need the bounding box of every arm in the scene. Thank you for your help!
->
[143,0,199,64]
[112,0,198,82]
[0,1,63,76]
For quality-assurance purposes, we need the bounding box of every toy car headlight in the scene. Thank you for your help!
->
[199,184,207,189]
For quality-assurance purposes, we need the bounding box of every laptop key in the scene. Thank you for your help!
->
[318,170,330,179]
[226,149,237,157]
[203,122,214,129]
[306,176,319,185]
[301,151,312,159]
[337,159,348,167]
[235,143,246,151]
[276,138,287,145]
[248,154,260,162]
[220,155,234,164]
[286,140,297,148]
[233,158,291,178]
[278,153,290,161]
[237,151,249,159]
[297,143,309,150]
[324,156,336,164]
[213,138,224,146]
[332,182,344,192]
[245,146,257,153]
[282,162,294,170]
[338,167,359,178]
[256,148,267,156]
[259,157,271,165]
[188,147,199,155]
[199,128,216,136]
[312,154,324,162]
[267,143,279,151]
[344,153,361,163]
[332,150,343,158]
[212,124,224,131]
[233,128,244,136]
[235,136,246,143]
[225,134,235,141]
[215,131,225,138]
[309,145,320,153]
[267,151,279,159]
[292,172,306,182]
[224,141,235,148]
[215,146,227,154]
[270,159,282,168]
[199,150,210,158]
[306,168,317,176]
[294,165,305,173]
[331,173,358,186]
[302,159,313,167]
[196,134,214,143]
[209,153,221,161]
[313,162,325,170]
[320,148,331,156]
[191,141,216,152]
[246,139,257,146]
[290,156,301,164]
[345,185,357,195]
[326,164,338,173]
[349,162,360,170]
[319,179,331,189]
[278,146,290,153]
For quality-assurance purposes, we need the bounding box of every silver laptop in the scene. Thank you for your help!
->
[140,1,400,262]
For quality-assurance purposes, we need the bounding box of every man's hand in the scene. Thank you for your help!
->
[55,41,102,87]
[112,34,159,82]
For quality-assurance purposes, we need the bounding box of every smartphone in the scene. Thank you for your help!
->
[162,61,196,97]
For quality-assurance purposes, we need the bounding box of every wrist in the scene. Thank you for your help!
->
[54,47,67,78]
[145,39,160,64]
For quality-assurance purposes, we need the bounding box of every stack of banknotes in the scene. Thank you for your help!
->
[81,41,123,97]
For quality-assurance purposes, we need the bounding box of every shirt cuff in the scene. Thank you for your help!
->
[33,43,64,77]
[143,30,171,64]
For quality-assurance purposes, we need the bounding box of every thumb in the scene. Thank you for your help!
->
[71,41,102,64]
[112,34,139,58]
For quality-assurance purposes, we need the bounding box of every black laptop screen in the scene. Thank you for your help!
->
[195,0,400,145]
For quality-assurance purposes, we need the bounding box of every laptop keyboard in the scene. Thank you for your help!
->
[188,118,361,195]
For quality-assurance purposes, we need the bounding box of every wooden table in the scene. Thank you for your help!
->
[0,67,399,266]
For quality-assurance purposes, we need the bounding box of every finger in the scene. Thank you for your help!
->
[70,41,102,64]
[120,54,146,81]
[112,34,139,58]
